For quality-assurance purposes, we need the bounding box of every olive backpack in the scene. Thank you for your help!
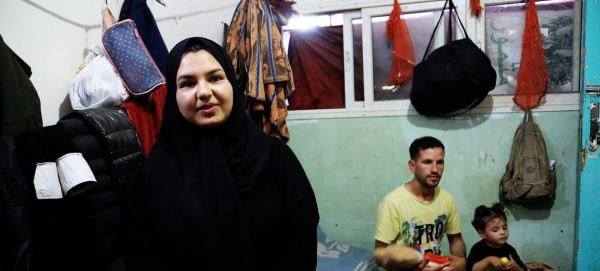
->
[500,111,556,203]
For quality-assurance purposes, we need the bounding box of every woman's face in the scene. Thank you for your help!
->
[175,50,234,127]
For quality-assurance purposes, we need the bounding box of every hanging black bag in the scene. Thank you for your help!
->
[410,0,496,116]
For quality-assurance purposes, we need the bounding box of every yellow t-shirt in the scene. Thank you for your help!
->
[375,184,461,255]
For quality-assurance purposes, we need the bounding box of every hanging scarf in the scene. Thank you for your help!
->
[514,0,548,110]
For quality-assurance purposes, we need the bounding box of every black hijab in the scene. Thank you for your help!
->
[159,37,272,192]
[144,37,272,269]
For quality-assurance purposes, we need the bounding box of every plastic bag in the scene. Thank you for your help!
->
[68,46,127,110]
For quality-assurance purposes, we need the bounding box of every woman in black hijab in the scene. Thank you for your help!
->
[126,37,319,270]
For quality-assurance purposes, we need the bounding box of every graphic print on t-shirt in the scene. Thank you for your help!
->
[401,214,447,255]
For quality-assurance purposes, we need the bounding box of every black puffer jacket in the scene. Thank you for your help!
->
[1,108,143,271]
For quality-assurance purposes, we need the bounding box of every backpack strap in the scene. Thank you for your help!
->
[422,0,470,60]
[520,110,531,145]
[523,110,534,122]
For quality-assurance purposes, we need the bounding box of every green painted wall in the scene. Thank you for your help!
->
[287,111,578,270]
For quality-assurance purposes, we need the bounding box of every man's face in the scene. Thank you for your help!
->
[408,147,445,188]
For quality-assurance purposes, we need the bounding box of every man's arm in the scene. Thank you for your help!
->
[447,233,466,257]
[375,240,389,250]
[374,240,426,271]
[446,233,466,271]
[374,239,390,267]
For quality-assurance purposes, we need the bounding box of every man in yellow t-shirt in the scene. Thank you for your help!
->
[374,136,466,271]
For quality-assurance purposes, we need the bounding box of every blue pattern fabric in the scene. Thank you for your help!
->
[102,19,164,95]
[316,226,378,271]
[118,0,169,75]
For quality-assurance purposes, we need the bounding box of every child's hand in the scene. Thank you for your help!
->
[488,255,518,270]
[485,256,504,270]
[501,255,521,271]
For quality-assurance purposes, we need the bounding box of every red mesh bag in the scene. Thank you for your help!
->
[470,0,482,18]
[514,0,548,110]
[386,0,415,86]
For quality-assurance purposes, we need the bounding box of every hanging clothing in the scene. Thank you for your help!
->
[118,0,169,155]
[386,0,416,86]
[514,0,548,110]
[287,26,345,110]
[119,93,164,155]
[125,37,319,271]
[13,125,83,271]
[226,0,294,141]
[118,0,169,75]
[0,137,34,271]
[1,108,143,271]
[0,34,42,137]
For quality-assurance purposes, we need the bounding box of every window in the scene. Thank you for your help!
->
[284,14,347,110]
[484,0,576,94]
[358,12,438,101]
[285,0,580,118]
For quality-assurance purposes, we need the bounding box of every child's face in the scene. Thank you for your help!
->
[478,217,508,248]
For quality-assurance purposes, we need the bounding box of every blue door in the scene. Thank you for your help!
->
[577,1,600,270]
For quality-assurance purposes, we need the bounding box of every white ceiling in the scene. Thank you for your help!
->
[18,0,401,31]
[21,0,240,29]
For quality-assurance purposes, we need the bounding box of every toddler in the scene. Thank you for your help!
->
[466,203,526,271]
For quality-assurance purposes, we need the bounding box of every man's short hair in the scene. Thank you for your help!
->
[409,136,445,160]
[471,202,507,231]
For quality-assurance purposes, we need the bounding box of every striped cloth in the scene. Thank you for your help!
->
[226,0,294,141]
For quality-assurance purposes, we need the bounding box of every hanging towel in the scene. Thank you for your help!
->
[226,0,295,141]
[514,0,548,110]
[386,0,416,86]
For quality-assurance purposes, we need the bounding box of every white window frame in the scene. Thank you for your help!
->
[288,0,580,120]
[343,10,363,109]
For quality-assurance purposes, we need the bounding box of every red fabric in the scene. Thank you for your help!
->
[470,0,483,18]
[120,84,166,155]
[152,84,166,131]
[386,0,415,86]
[514,0,548,110]
[287,26,345,110]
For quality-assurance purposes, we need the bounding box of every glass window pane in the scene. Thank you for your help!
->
[369,11,438,101]
[353,19,364,101]
[285,13,347,110]
[485,0,575,94]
